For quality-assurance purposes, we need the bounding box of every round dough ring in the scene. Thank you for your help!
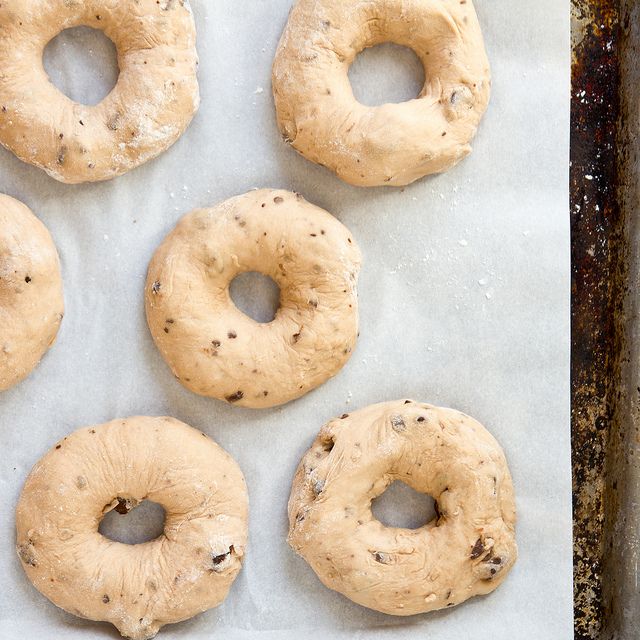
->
[288,400,517,615]
[16,416,248,640]
[0,0,199,183]
[272,0,491,187]
[0,194,63,391]
[145,189,362,409]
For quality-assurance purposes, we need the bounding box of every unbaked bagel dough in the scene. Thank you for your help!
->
[0,194,63,391]
[272,0,491,187]
[0,0,199,183]
[16,416,248,640]
[288,400,517,614]
[146,189,362,409]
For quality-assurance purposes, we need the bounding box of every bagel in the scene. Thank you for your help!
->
[0,194,63,391]
[0,0,199,183]
[145,189,361,409]
[16,416,248,640]
[272,0,491,187]
[288,400,517,614]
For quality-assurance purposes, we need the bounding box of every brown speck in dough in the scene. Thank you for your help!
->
[151,281,161,294]
[225,390,244,403]
[102,595,110,604]
[114,497,133,515]
[212,545,235,571]
[470,538,485,559]
[274,196,284,204]
[228,331,237,339]
[373,552,391,564]
[17,541,37,567]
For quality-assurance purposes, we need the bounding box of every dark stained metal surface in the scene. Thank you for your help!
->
[571,0,639,638]
[600,1,640,637]
[571,0,622,638]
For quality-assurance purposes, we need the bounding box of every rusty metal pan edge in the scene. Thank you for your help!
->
[571,0,639,638]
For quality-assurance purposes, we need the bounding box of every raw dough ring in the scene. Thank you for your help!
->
[288,400,517,614]
[0,0,199,183]
[145,189,362,409]
[16,416,248,640]
[0,194,63,391]
[272,0,491,187]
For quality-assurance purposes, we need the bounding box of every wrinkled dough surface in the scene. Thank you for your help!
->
[0,194,63,391]
[0,0,199,183]
[16,416,249,640]
[145,189,362,409]
[272,0,491,187]
[288,400,517,615]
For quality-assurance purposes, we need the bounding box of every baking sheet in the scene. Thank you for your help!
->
[597,1,640,637]
[0,1,572,638]
[570,1,622,637]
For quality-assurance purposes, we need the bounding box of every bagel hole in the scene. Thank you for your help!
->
[230,272,281,324]
[43,27,119,105]
[99,500,166,545]
[348,43,425,106]
[371,481,436,530]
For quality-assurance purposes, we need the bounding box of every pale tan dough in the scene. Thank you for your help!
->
[288,400,517,614]
[16,416,248,640]
[145,189,362,409]
[272,0,491,187]
[0,194,63,391]
[0,0,199,184]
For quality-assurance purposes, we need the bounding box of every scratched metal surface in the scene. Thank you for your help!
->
[601,1,640,637]
[571,0,639,638]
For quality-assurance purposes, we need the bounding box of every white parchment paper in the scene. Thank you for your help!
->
[0,1,572,638]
